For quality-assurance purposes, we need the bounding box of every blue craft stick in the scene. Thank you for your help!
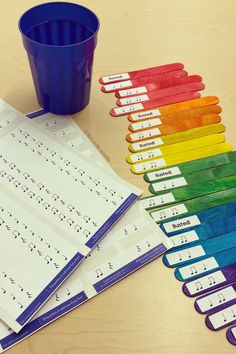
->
[174,246,236,281]
[163,231,236,268]
[160,201,236,236]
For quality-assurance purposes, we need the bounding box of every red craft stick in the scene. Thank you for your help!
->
[110,91,201,117]
[116,82,205,106]
[99,62,184,84]
[101,69,187,93]
[115,74,202,98]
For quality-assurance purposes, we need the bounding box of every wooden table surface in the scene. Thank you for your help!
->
[1,1,236,353]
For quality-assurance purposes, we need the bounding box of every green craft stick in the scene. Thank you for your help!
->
[143,151,236,183]
[149,162,236,194]
[148,187,236,223]
[140,175,236,210]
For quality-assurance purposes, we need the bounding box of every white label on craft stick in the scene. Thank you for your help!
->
[119,86,147,97]
[186,270,226,295]
[169,230,199,247]
[119,95,149,106]
[131,109,161,121]
[129,148,162,163]
[151,203,188,222]
[231,327,236,339]
[179,257,219,280]
[196,286,236,313]
[131,118,162,131]
[132,158,167,173]
[103,80,133,92]
[146,167,181,182]
[152,176,187,192]
[102,73,130,83]
[129,128,161,142]
[163,215,201,233]
[208,304,236,329]
[139,192,175,209]
[130,137,164,152]
[113,103,144,115]
[166,245,206,266]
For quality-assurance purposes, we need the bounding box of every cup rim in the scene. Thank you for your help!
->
[18,1,100,48]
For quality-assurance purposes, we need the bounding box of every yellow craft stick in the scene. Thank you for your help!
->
[126,134,225,164]
[128,96,219,122]
[130,142,232,174]
[128,123,225,152]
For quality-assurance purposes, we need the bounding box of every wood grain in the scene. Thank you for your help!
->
[0,1,236,353]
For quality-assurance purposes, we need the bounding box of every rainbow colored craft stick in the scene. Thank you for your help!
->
[117,82,204,106]
[131,142,232,174]
[99,62,184,84]
[101,70,187,93]
[128,96,219,122]
[116,75,201,98]
[110,92,201,117]
[128,105,221,132]
[126,134,225,164]
[128,123,225,153]
[126,114,221,143]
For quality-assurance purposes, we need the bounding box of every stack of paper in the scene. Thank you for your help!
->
[0,100,170,351]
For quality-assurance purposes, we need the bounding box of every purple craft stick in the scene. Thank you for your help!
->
[205,302,236,331]
[194,282,236,314]
[226,326,236,345]
[183,263,236,297]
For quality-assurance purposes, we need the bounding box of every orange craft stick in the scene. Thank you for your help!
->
[128,104,222,132]
[127,96,219,122]
[126,114,221,143]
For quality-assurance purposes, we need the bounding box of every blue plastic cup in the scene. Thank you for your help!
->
[19,2,99,114]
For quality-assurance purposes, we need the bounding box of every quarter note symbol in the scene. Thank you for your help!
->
[95,268,103,278]
[146,241,151,248]
[66,288,70,296]
[208,299,213,307]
